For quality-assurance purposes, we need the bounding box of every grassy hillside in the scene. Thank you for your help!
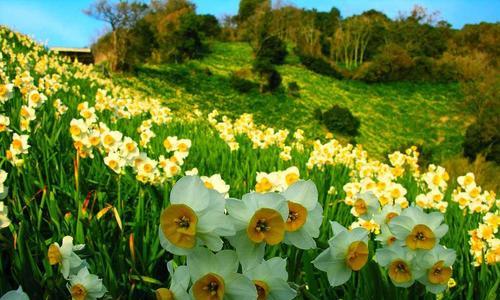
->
[113,42,468,161]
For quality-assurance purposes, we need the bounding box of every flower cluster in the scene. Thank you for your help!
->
[69,102,191,185]
[157,175,323,298]
[415,165,450,213]
[468,212,499,266]
[254,166,300,193]
[207,110,304,159]
[452,172,496,214]
[375,206,456,294]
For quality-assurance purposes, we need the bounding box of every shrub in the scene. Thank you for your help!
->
[320,105,360,136]
[264,68,282,92]
[463,118,500,164]
[298,54,343,79]
[256,36,288,65]
[230,72,256,93]
[353,43,414,83]
[172,13,208,61]
[287,81,300,96]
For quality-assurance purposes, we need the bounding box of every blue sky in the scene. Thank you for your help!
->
[0,0,498,47]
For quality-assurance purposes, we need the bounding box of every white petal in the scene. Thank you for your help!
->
[281,180,318,210]
[226,198,252,230]
[170,176,209,212]
[214,250,240,277]
[267,277,297,300]
[284,229,316,250]
[186,247,216,281]
[228,231,265,271]
[224,273,258,300]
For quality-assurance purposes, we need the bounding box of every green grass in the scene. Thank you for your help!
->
[113,42,468,161]
[0,27,498,300]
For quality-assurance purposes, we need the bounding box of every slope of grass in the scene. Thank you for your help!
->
[113,42,468,161]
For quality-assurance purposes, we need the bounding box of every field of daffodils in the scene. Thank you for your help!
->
[0,27,498,300]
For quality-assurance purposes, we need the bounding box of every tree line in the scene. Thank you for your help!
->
[86,0,499,164]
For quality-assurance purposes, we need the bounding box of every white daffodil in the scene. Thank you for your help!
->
[201,174,230,197]
[280,166,300,189]
[375,245,421,288]
[0,169,8,199]
[187,248,257,300]
[103,151,126,174]
[47,236,85,279]
[312,222,370,287]
[0,286,29,300]
[0,114,11,133]
[415,245,456,294]
[155,261,190,300]
[159,176,235,256]
[185,168,198,176]
[67,267,107,300]
[0,83,14,104]
[244,257,296,300]
[0,201,11,229]
[10,134,30,156]
[372,204,402,226]
[351,191,380,219]
[281,180,323,249]
[389,206,448,250]
[375,224,397,247]
[226,192,288,270]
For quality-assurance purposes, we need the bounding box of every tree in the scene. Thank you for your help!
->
[173,12,207,61]
[238,0,270,23]
[255,35,287,65]
[84,0,148,70]
[197,14,221,38]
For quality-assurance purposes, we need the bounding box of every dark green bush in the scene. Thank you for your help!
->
[298,54,343,79]
[264,68,282,92]
[287,81,300,96]
[463,119,500,164]
[256,36,288,65]
[230,72,256,93]
[353,43,414,82]
[319,105,360,136]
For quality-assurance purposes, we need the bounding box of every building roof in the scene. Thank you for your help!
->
[50,47,91,53]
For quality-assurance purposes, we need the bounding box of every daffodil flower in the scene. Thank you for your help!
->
[47,236,86,279]
[67,267,107,300]
[415,245,456,294]
[372,204,402,226]
[0,201,11,229]
[159,176,235,256]
[389,206,448,250]
[375,245,421,288]
[243,257,297,300]
[375,224,397,246]
[351,191,380,219]
[281,180,323,249]
[187,248,257,300]
[156,261,190,300]
[312,222,370,287]
[226,192,288,270]
[0,169,9,200]
[0,286,29,300]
